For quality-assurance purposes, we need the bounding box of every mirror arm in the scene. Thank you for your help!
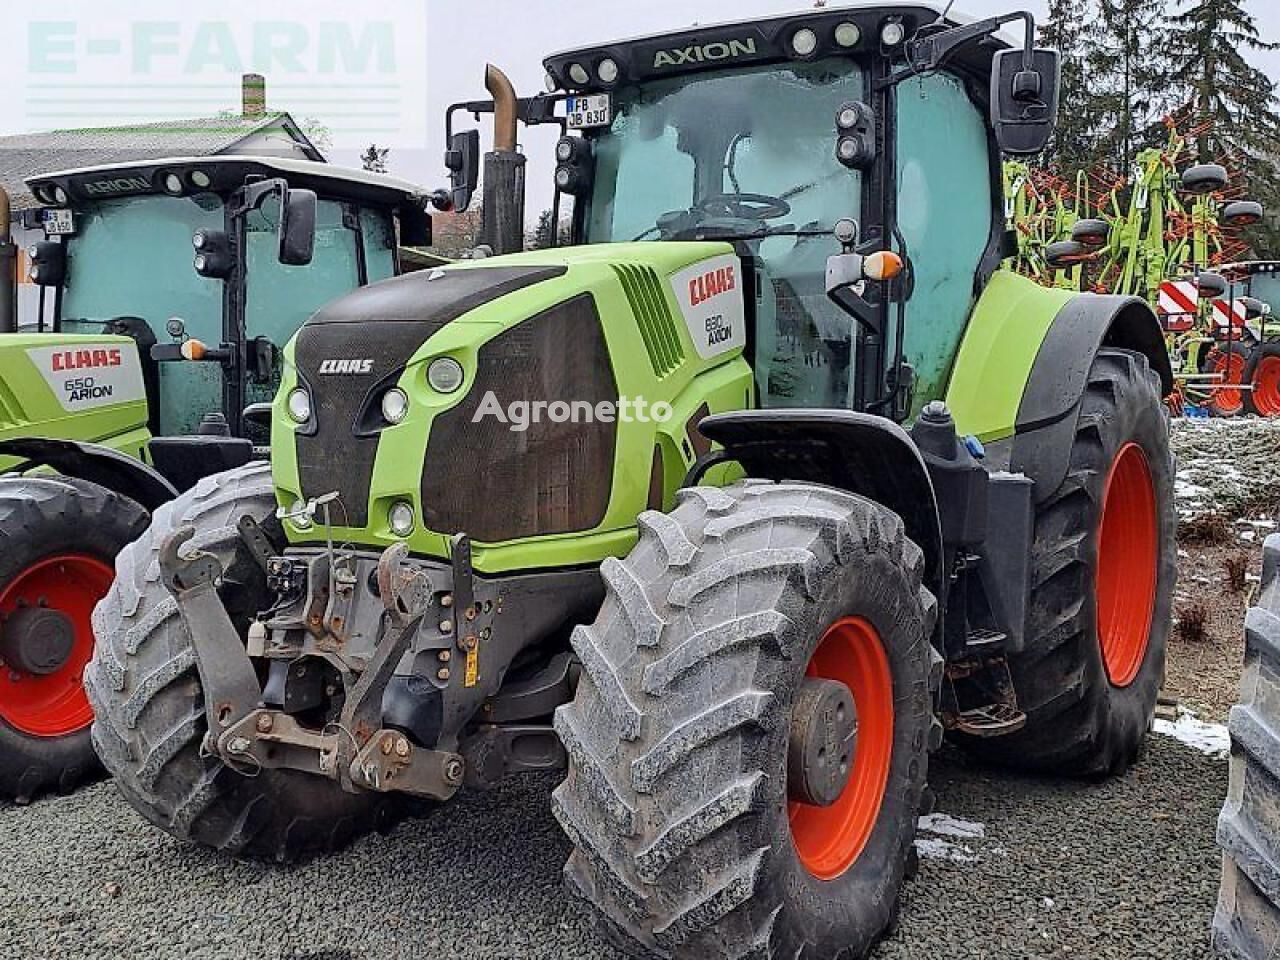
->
[880,10,1037,89]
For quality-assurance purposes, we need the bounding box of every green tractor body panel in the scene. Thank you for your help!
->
[944,270,1075,442]
[0,333,150,471]
[272,242,755,574]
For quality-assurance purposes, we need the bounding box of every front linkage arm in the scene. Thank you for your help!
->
[157,528,464,801]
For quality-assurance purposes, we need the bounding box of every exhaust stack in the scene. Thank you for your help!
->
[480,64,526,256]
[0,185,15,334]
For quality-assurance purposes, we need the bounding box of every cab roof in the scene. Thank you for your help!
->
[26,156,425,211]
[545,2,1018,90]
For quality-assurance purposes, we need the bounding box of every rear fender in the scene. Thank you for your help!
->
[0,438,177,512]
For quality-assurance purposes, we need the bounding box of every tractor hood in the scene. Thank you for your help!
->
[271,243,756,573]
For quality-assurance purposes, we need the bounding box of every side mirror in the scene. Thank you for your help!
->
[990,48,1061,156]
[445,130,481,213]
[399,202,433,247]
[279,189,317,266]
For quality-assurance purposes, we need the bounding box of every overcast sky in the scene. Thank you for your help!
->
[2,0,1277,214]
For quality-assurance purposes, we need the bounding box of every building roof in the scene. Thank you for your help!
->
[0,113,322,211]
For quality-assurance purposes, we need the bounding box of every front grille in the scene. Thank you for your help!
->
[612,263,684,378]
[293,322,437,527]
[292,264,568,529]
[421,294,618,543]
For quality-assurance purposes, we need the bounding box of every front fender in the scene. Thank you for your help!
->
[696,409,944,610]
[0,438,177,512]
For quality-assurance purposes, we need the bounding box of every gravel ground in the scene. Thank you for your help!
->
[0,416,1264,960]
[0,735,1226,960]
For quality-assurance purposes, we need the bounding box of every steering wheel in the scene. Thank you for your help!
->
[694,192,792,221]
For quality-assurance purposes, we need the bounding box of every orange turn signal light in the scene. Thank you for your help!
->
[864,251,904,282]
[180,339,207,361]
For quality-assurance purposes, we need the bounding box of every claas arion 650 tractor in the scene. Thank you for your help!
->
[0,158,430,803]
[88,6,1176,958]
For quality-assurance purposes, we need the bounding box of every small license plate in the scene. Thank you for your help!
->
[43,209,75,236]
[566,94,612,130]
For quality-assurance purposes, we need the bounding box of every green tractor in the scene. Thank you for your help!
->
[88,5,1175,957]
[0,157,431,803]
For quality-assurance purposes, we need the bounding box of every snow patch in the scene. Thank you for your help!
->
[917,813,986,840]
[1153,707,1230,759]
[915,813,990,864]
[914,837,979,864]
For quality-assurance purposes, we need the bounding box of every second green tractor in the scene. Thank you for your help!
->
[88,4,1176,957]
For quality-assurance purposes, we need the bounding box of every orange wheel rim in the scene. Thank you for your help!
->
[1211,351,1247,415]
[1253,356,1280,416]
[789,616,893,880]
[1095,444,1158,688]
[0,555,111,737]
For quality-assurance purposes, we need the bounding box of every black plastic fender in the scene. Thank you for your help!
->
[696,409,944,610]
[0,438,177,513]
[1009,295,1172,503]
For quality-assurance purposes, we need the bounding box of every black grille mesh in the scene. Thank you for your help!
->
[293,322,436,527]
[421,295,618,542]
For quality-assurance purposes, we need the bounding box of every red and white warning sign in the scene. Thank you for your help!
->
[1212,298,1249,329]
[1157,280,1199,331]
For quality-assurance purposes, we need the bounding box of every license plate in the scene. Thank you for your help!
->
[566,94,612,130]
[43,209,75,236]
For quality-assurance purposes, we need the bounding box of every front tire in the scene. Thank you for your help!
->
[0,476,148,803]
[957,348,1175,776]
[553,481,939,959]
[86,462,404,861]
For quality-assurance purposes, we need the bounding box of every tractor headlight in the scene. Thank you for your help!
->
[427,357,465,393]
[388,501,416,537]
[381,387,410,425]
[286,387,312,424]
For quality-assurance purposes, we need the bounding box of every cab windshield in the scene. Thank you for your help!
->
[582,58,868,409]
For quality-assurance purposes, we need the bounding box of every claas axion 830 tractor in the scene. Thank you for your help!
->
[88,5,1176,957]
[0,158,431,803]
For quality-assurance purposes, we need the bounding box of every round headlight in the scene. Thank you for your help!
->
[381,387,409,425]
[163,173,184,196]
[388,500,415,537]
[597,58,620,84]
[286,387,312,424]
[545,72,559,93]
[190,170,212,189]
[834,22,862,48]
[881,21,906,46]
[791,28,818,56]
[193,254,209,273]
[53,186,69,205]
[427,357,465,393]
[568,62,590,86]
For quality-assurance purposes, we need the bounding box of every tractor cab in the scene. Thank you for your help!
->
[447,3,1059,420]
[17,157,431,450]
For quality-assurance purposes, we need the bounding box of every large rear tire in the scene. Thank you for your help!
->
[1214,535,1280,957]
[553,481,939,959]
[86,462,404,861]
[957,348,1175,776]
[0,476,148,803]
